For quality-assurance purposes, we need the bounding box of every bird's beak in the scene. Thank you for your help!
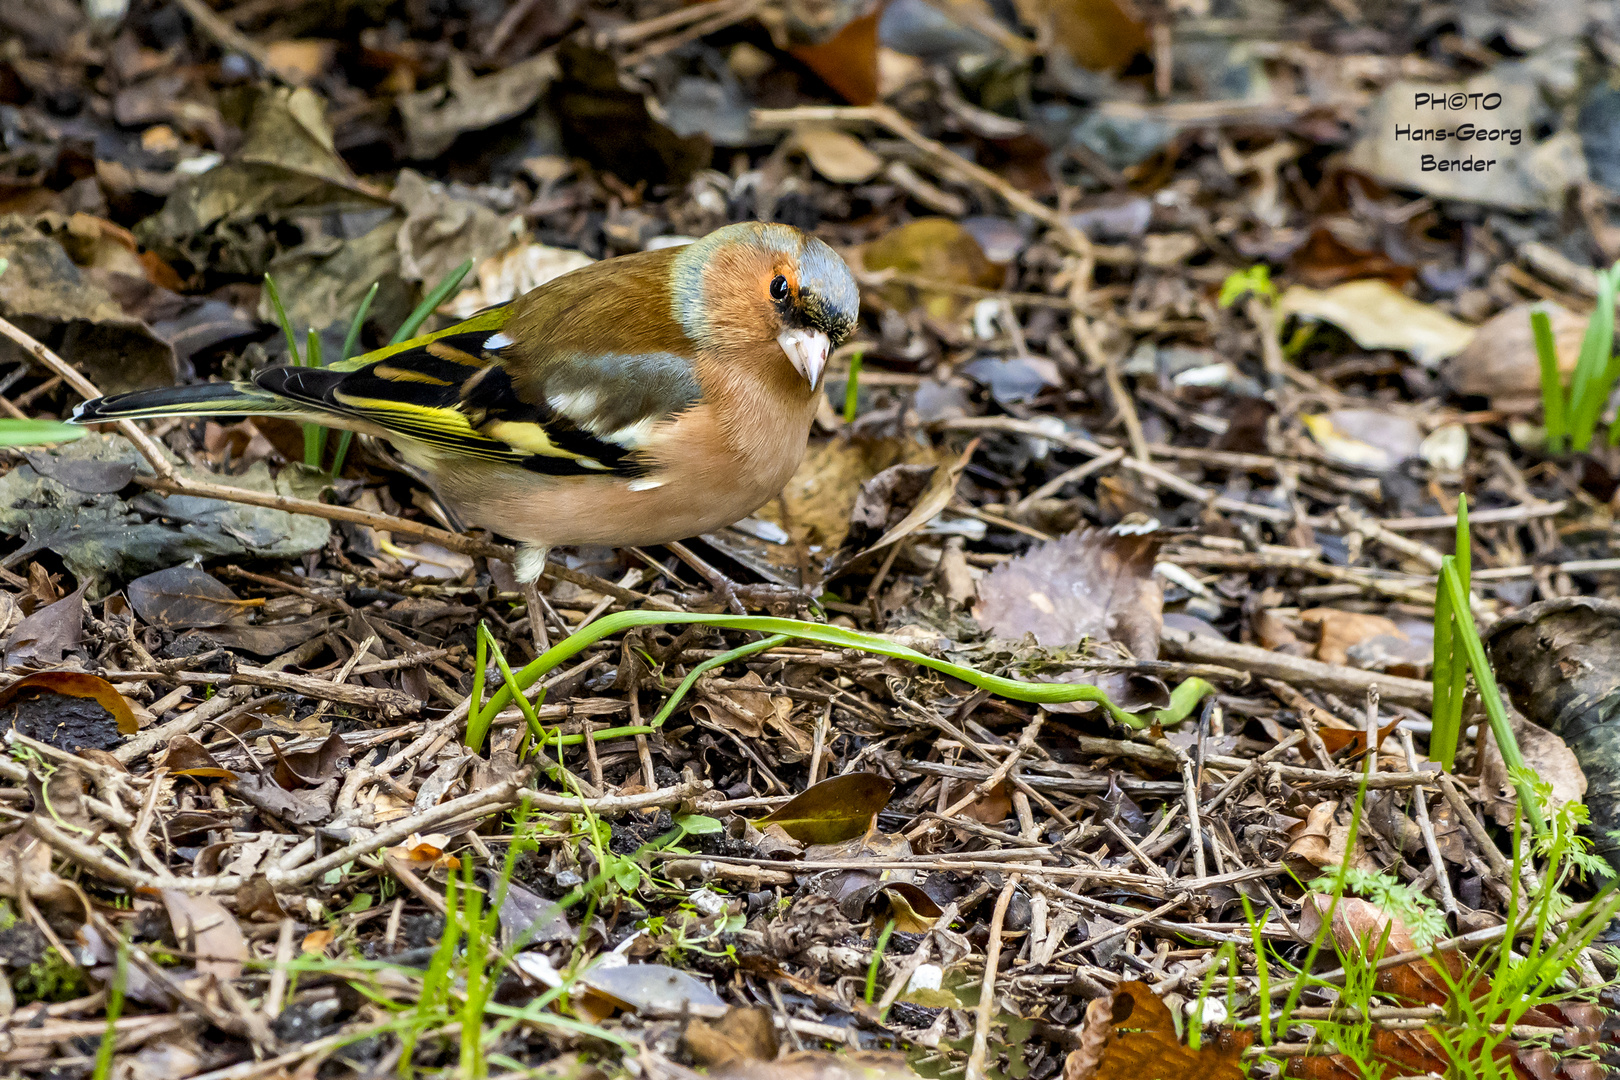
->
[778,328,830,391]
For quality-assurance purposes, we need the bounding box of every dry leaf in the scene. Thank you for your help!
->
[1285,801,1336,869]
[788,9,880,105]
[1013,0,1149,73]
[1300,410,1425,472]
[862,218,1003,319]
[1063,980,1247,1080]
[759,772,893,844]
[794,126,883,183]
[1443,302,1586,409]
[683,1006,780,1068]
[160,889,247,982]
[1300,608,1410,667]
[1278,280,1475,369]
[0,670,139,743]
[1478,706,1585,827]
[976,527,1163,655]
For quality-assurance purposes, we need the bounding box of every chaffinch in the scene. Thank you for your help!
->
[74,222,860,582]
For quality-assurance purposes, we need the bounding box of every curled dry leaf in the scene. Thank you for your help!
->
[873,882,943,932]
[1444,302,1586,408]
[1063,980,1247,1080]
[1285,801,1337,870]
[0,670,139,752]
[1477,705,1585,827]
[1,584,86,668]
[758,772,894,844]
[162,734,234,779]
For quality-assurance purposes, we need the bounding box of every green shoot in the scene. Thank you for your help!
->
[329,282,380,477]
[90,937,126,1080]
[844,351,864,423]
[302,328,326,468]
[392,259,474,346]
[341,281,379,363]
[866,918,895,1004]
[1531,308,1568,454]
[1217,264,1275,309]
[1529,262,1620,452]
[1430,495,1543,835]
[0,419,86,446]
[262,273,302,365]
[468,611,1171,739]
[464,622,548,754]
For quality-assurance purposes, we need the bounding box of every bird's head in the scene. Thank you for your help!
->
[672,222,859,392]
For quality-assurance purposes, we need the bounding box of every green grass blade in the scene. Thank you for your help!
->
[0,419,86,446]
[472,612,1153,736]
[1430,561,1461,770]
[1530,308,1568,454]
[648,634,790,728]
[262,274,302,365]
[391,259,474,345]
[90,940,126,1080]
[466,622,491,752]
[1454,492,1470,590]
[342,282,379,362]
[302,329,327,468]
[480,623,549,752]
[1567,263,1619,450]
[1440,567,1545,835]
[843,351,863,423]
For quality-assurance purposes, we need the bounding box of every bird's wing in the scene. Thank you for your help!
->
[256,302,702,477]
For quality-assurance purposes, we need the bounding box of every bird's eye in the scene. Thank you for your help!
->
[770,275,790,302]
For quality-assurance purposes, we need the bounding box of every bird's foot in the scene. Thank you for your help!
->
[665,540,758,616]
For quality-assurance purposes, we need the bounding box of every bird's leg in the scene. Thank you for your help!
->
[513,543,551,652]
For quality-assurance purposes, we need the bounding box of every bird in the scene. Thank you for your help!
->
[72,221,860,585]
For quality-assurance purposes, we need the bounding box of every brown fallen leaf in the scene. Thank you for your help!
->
[1063,980,1248,1080]
[1443,302,1586,410]
[759,772,894,844]
[160,889,247,982]
[1285,801,1337,870]
[1300,608,1410,667]
[1477,705,1586,827]
[683,1006,780,1068]
[787,8,881,105]
[1012,0,1149,73]
[862,218,1003,319]
[976,527,1163,655]
[0,670,139,745]
[1288,228,1415,289]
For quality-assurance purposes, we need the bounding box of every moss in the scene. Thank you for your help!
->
[12,945,88,1004]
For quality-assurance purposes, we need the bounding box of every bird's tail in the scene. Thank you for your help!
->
[72,382,305,424]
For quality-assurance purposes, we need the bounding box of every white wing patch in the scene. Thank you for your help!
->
[627,479,665,492]
[601,416,659,449]
[548,388,601,423]
[485,332,515,350]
